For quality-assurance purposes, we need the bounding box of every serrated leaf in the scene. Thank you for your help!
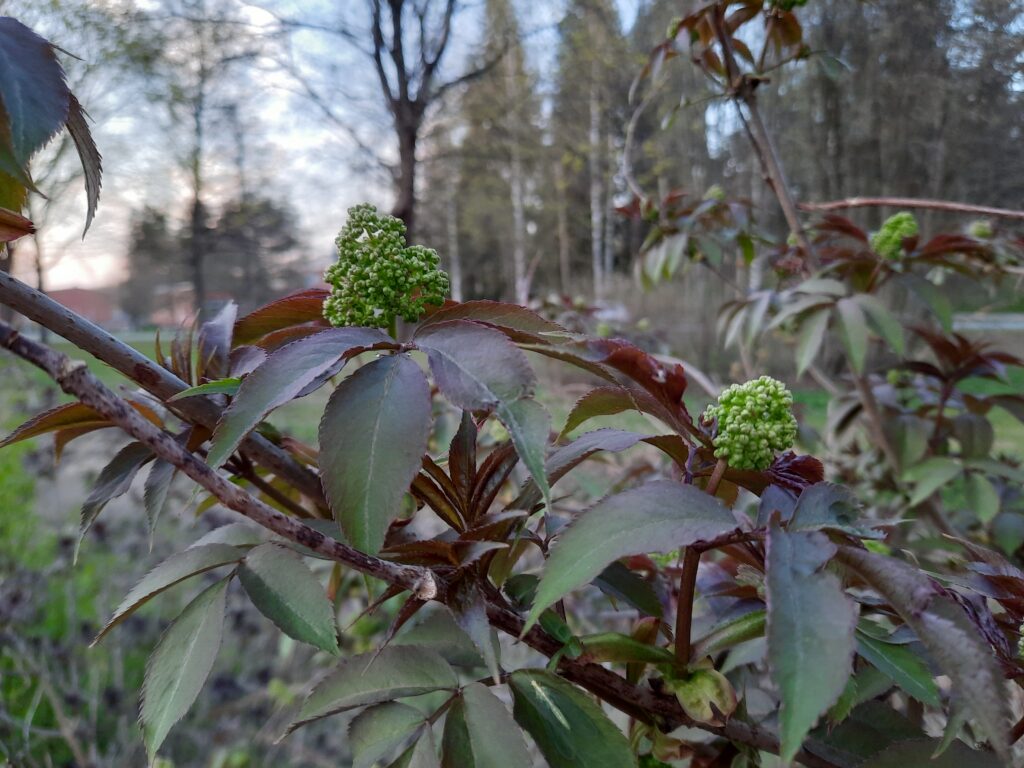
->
[836,546,1010,763]
[207,327,392,469]
[419,300,567,341]
[835,297,869,374]
[509,670,636,768]
[238,543,338,654]
[143,459,176,540]
[394,609,484,668]
[964,473,1000,523]
[349,702,425,768]
[790,482,882,539]
[232,288,329,345]
[526,481,736,631]
[496,398,550,511]
[560,387,641,436]
[856,294,903,355]
[319,353,431,554]
[78,441,153,560]
[1,401,108,447]
[442,683,531,768]
[287,647,457,735]
[766,525,856,765]
[796,307,831,376]
[414,320,535,410]
[188,522,266,549]
[93,544,242,646]
[0,18,70,171]
[64,94,102,235]
[141,577,229,761]
[448,581,500,683]
[855,629,939,707]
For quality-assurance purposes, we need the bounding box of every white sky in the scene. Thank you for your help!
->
[18,0,640,291]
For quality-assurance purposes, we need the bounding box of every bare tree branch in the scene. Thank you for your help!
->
[800,196,1024,221]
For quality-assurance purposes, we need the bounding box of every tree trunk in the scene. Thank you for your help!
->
[556,161,571,295]
[446,189,463,302]
[393,120,418,241]
[588,69,604,300]
[506,58,528,306]
[602,127,615,285]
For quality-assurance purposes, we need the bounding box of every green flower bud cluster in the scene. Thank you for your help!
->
[870,212,918,260]
[703,376,797,470]
[969,219,993,240]
[322,204,449,329]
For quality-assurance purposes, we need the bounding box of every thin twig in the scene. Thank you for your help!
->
[800,197,1024,221]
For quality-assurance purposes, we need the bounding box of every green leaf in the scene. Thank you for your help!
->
[860,738,1002,767]
[442,683,532,768]
[766,525,856,765]
[856,294,903,355]
[808,701,922,766]
[790,482,882,539]
[0,18,70,173]
[238,543,338,654]
[394,609,485,668]
[835,297,869,374]
[287,647,457,735]
[836,546,1011,763]
[349,702,425,768]
[141,577,229,761]
[796,307,831,376]
[855,629,939,707]
[496,398,551,511]
[691,609,766,659]
[189,522,266,549]
[143,459,176,541]
[902,274,952,332]
[78,441,153,560]
[93,543,242,646]
[168,377,242,401]
[448,581,500,683]
[319,353,431,554]
[664,662,737,725]
[207,327,392,469]
[593,561,664,618]
[578,633,675,664]
[903,457,962,506]
[414,320,535,410]
[795,277,847,296]
[390,728,440,768]
[964,473,1000,523]
[526,481,736,631]
[509,670,637,768]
